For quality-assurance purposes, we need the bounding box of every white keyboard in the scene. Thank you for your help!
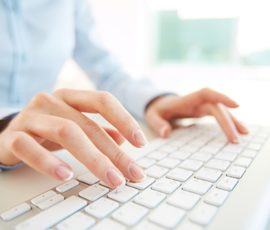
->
[1,124,269,230]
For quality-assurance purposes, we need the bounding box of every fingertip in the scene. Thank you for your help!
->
[55,165,74,181]
[159,125,171,138]
[239,123,249,134]
[128,162,146,182]
[225,100,239,108]
[133,129,148,147]
[232,137,239,144]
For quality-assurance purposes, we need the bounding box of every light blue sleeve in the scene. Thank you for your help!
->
[73,0,171,120]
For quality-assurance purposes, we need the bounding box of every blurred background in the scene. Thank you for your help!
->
[57,0,270,124]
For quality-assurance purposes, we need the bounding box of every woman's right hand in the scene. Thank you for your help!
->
[0,89,147,188]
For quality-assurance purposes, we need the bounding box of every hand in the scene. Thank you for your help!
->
[145,88,249,143]
[0,89,147,188]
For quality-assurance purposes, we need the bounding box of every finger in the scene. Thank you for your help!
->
[70,114,145,182]
[23,114,126,188]
[229,114,249,135]
[198,88,239,108]
[208,104,239,143]
[30,96,145,183]
[146,110,172,138]
[54,89,147,147]
[104,127,125,145]
[3,131,74,181]
[41,140,63,151]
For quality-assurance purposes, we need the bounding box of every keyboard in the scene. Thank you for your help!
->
[1,124,270,230]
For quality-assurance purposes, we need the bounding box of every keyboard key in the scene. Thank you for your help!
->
[148,151,167,160]
[195,167,222,183]
[56,179,79,193]
[92,219,126,230]
[15,196,87,230]
[191,152,212,162]
[179,159,203,171]
[37,194,64,210]
[248,142,261,151]
[151,178,180,194]
[205,159,230,171]
[1,203,31,221]
[134,189,166,208]
[166,168,193,182]
[169,151,192,160]
[178,221,204,230]
[148,203,185,229]
[182,178,212,195]
[134,220,164,230]
[108,185,138,203]
[112,202,148,227]
[157,157,180,169]
[56,212,95,230]
[234,157,252,168]
[137,158,156,169]
[159,145,178,153]
[200,145,221,154]
[167,190,200,210]
[217,176,238,191]
[146,165,168,179]
[227,166,246,179]
[77,172,99,185]
[242,149,257,158]
[127,177,155,190]
[189,203,218,226]
[170,140,187,148]
[222,144,243,154]
[180,145,200,153]
[205,188,229,206]
[79,184,109,202]
[252,136,266,144]
[31,190,57,206]
[215,152,238,162]
[85,197,119,219]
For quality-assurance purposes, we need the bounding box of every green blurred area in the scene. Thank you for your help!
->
[155,10,270,65]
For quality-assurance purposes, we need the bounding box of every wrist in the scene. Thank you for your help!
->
[144,93,176,114]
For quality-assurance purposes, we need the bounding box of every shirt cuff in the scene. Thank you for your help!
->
[125,81,176,120]
[0,163,24,172]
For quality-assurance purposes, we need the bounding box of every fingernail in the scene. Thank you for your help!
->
[133,129,148,147]
[106,168,125,187]
[160,126,170,137]
[128,162,146,181]
[55,166,74,181]
[240,122,249,133]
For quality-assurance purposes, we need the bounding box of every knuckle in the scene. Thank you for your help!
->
[97,91,114,106]
[54,120,78,139]
[53,88,69,98]
[88,153,107,168]
[112,150,126,166]
[201,87,212,95]
[29,92,55,108]
[9,132,27,152]
[86,120,102,137]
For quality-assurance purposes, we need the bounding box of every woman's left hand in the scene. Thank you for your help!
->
[145,88,249,143]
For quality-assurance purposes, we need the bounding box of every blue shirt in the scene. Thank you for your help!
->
[0,0,165,120]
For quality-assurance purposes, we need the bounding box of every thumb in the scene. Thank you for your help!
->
[146,111,172,138]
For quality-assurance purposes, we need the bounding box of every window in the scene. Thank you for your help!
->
[147,0,270,66]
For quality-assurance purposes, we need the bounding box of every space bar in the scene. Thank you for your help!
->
[15,196,87,230]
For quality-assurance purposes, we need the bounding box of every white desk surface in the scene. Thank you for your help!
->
[1,66,270,228]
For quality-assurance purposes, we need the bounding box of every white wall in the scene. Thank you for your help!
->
[56,0,145,89]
